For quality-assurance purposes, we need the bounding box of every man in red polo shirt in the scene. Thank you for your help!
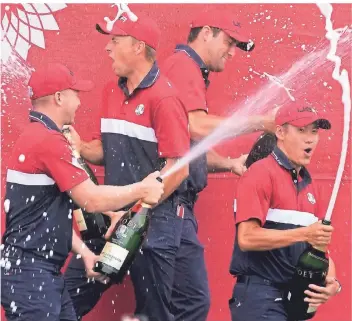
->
[229,102,341,320]
[63,10,191,321]
[1,63,164,321]
[160,9,276,320]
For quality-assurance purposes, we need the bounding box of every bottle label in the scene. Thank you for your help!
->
[74,209,88,231]
[99,242,129,270]
[307,306,317,313]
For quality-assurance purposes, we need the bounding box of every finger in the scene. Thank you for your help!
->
[305,290,328,301]
[308,284,327,293]
[150,171,160,178]
[97,276,110,284]
[304,297,326,304]
[104,226,114,240]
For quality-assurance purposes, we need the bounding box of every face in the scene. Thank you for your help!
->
[276,123,320,168]
[105,35,139,77]
[205,30,236,72]
[58,89,81,125]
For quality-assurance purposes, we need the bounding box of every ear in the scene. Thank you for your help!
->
[275,125,285,141]
[54,91,62,106]
[135,41,146,55]
[201,26,214,42]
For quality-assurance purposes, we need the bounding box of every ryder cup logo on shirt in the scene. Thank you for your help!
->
[307,192,316,204]
[135,104,145,115]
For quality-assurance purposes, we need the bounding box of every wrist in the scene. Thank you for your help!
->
[224,157,233,171]
[333,277,342,295]
[135,182,148,200]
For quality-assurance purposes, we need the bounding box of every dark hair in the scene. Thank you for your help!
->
[187,26,221,43]
[131,37,156,62]
[145,45,156,62]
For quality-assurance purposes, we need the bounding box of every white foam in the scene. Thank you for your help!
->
[317,3,351,222]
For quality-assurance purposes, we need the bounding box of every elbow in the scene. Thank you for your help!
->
[238,234,251,252]
[82,192,101,213]
[189,123,205,141]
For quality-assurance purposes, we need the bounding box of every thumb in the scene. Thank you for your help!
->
[149,171,160,179]
[104,225,114,240]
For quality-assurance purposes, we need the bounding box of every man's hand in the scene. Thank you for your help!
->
[303,221,333,248]
[81,250,110,284]
[63,125,82,154]
[104,211,126,240]
[228,154,248,176]
[304,277,340,308]
[140,171,164,206]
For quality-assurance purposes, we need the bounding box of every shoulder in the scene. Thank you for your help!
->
[161,52,202,77]
[240,156,275,185]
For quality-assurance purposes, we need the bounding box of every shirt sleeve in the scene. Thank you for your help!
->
[236,163,273,226]
[92,82,115,141]
[152,96,190,158]
[39,133,89,192]
[164,62,207,113]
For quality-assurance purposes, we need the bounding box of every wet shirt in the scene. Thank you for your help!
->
[230,147,325,284]
[161,45,210,196]
[95,62,189,190]
[2,111,88,268]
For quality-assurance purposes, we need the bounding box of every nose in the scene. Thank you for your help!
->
[105,43,112,54]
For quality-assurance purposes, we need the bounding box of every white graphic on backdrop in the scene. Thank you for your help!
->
[1,3,67,62]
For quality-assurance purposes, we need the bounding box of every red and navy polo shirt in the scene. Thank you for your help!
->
[230,147,325,284]
[2,111,88,268]
[161,45,210,196]
[95,62,189,192]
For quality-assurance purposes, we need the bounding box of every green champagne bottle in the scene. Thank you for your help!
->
[245,132,277,168]
[62,128,110,240]
[93,201,152,283]
[285,220,330,320]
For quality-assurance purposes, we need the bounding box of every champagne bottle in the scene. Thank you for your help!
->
[285,220,331,320]
[93,201,152,283]
[62,128,110,241]
[245,132,277,168]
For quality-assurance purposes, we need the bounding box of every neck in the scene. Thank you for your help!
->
[126,60,154,94]
[276,143,302,173]
[188,42,208,67]
[33,107,64,130]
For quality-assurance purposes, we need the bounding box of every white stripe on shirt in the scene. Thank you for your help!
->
[101,118,157,143]
[7,169,55,186]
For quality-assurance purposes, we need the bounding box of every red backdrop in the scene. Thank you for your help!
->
[1,3,351,321]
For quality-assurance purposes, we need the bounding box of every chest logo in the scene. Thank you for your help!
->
[307,192,316,204]
[135,104,145,115]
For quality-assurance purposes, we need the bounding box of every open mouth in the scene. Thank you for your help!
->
[304,148,312,155]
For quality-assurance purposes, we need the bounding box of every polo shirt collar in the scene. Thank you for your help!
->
[175,44,210,88]
[118,61,160,97]
[29,110,61,133]
[271,146,312,190]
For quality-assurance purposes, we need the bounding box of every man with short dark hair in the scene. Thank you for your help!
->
[160,9,275,321]
[229,102,341,321]
[0,63,164,321]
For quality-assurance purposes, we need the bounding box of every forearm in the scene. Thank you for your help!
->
[189,111,223,141]
[80,139,104,165]
[207,149,231,172]
[71,180,147,213]
[238,224,308,251]
[159,159,188,202]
